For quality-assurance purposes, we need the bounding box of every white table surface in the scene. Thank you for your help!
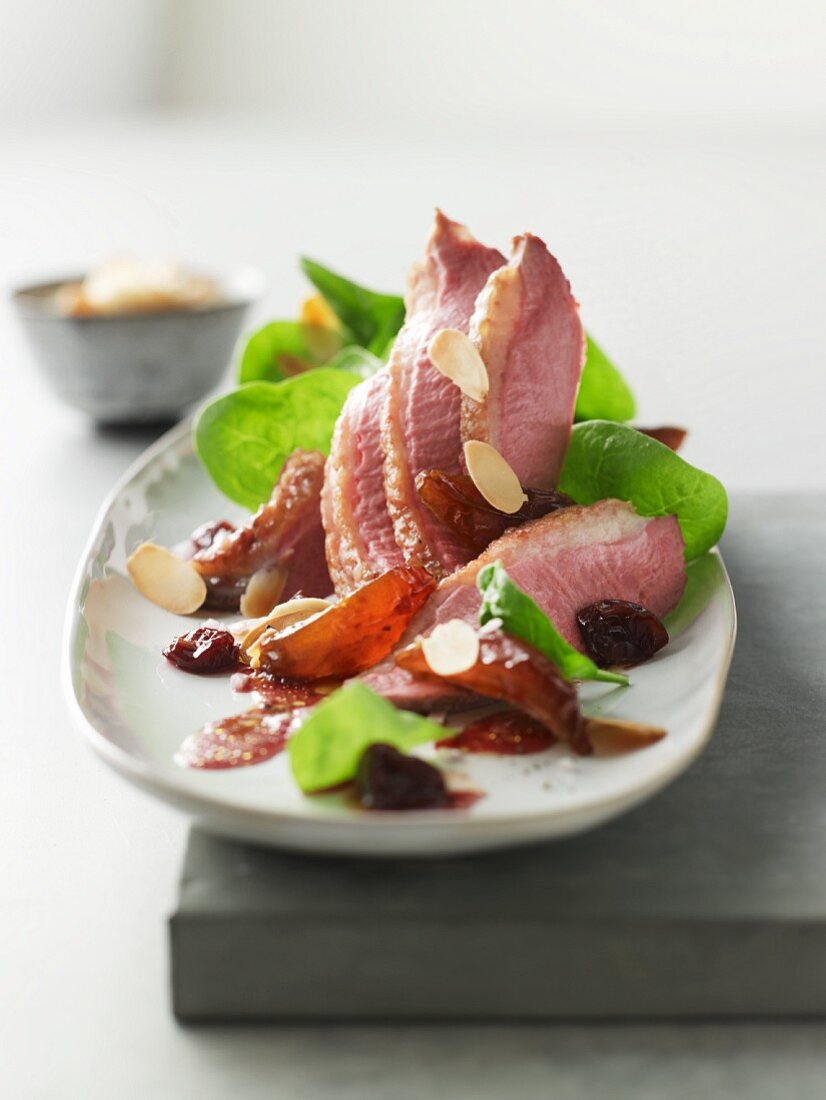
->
[1,117,825,1099]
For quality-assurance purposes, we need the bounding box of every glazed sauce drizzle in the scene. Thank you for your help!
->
[177,705,295,770]
[437,712,556,755]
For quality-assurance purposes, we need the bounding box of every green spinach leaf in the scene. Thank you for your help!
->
[575,334,636,423]
[289,682,443,793]
[193,369,360,510]
[325,344,385,380]
[300,257,405,356]
[238,320,343,384]
[558,420,728,560]
[478,562,628,685]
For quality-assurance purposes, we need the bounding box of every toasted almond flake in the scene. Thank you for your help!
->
[421,619,480,677]
[584,717,667,755]
[240,565,288,619]
[240,597,331,655]
[126,542,207,615]
[463,440,527,514]
[428,329,489,403]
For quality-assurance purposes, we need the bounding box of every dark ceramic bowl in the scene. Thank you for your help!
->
[11,266,263,424]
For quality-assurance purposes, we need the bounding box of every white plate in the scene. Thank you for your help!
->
[64,420,736,857]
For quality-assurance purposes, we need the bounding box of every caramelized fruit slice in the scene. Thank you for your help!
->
[415,469,572,554]
[256,566,435,680]
[576,600,669,669]
[356,743,450,811]
[396,626,588,754]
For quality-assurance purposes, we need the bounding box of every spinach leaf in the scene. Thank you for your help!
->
[238,320,343,384]
[326,344,385,380]
[193,369,360,510]
[477,562,628,685]
[558,420,728,560]
[300,257,405,356]
[289,682,443,793]
[575,334,636,423]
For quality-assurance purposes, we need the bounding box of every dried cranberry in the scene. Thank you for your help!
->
[164,625,240,674]
[576,600,669,669]
[356,743,450,811]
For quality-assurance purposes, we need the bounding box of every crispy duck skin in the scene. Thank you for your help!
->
[395,627,588,753]
[322,371,404,595]
[193,449,332,599]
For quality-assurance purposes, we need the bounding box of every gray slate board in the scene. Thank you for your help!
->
[170,493,826,1021]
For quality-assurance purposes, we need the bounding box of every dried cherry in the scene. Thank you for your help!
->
[356,743,449,811]
[163,625,240,674]
[181,519,236,558]
[576,600,669,669]
[256,565,435,680]
[416,469,572,554]
[396,627,588,754]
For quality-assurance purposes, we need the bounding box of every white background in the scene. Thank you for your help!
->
[2,1,826,128]
[2,2,826,1097]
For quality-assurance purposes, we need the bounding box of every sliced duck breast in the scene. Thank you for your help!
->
[193,449,331,600]
[322,371,403,594]
[362,499,686,710]
[382,211,505,578]
[462,233,585,488]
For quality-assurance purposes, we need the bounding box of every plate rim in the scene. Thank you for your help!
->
[62,418,737,840]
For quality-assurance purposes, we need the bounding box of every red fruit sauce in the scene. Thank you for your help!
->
[231,669,326,708]
[177,706,295,770]
[437,712,556,755]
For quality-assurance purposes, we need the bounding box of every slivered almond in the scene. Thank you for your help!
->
[421,619,480,677]
[126,542,207,615]
[240,597,331,655]
[428,329,489,403]
[584,717,667,755]
[240,565,288,619]
[463,440,527,514]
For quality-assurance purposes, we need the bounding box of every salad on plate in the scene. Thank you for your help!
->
[125,211,728,813]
